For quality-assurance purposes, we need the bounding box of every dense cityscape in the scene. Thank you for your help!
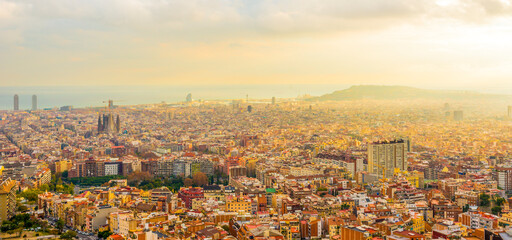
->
[4,0,512,239]
[2,91,512,240]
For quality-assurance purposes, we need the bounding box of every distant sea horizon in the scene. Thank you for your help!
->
[0,84,351,110]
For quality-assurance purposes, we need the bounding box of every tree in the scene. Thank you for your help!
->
[184,178,193,187]
[56,219,65,233]
[39,184,50,192]
[462,204,470,212]
[19,189,42,202]
[16,201,28,213]
[60,230,77,240]
[492,206,503,215]
[193,172,208,186]
[214,169,222,183]
[98,230,113,239]
[480,193,490,207]
[127,171,153,185]
[495,197,506,206]
[66,183,75,194]
[61,170,68,179]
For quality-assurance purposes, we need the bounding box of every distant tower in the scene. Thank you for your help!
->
[116,115,120,133]
[103,114,109,132]
[246,94,249,103]
[272,96,276,105]
[107,114,115,132]
[453,110,463,121]
[508,106,512,118]
[13,94,19,110]
[97,114,103,133]
[32,95,37,111]
[186,93,192,102]
[444,103,450,111]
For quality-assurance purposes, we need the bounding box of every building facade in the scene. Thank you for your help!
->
[368,140,407,179]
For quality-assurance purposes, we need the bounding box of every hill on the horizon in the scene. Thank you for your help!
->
[307,85,509,101]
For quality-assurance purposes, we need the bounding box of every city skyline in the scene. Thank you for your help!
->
[2,2,512,240]
[1,0,512,93]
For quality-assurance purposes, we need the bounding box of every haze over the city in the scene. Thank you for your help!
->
[2,0,512,94]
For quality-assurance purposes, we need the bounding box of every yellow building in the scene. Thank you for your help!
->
[192,198,205,210]
[99,190,115,204]
[140,190,150,202]
[393,169,424,188]
[328,217,344,238]
[225,196,252,213]
[411,214,425,233]
[406,171,425,189]
[145,214,167,224]
[55,199,74,221]
[109,212,120,232]
[340,198,355,208]
[0,178,16,222]
[119,195,131,206]
[499,212,512,227]
[55,160,73,173]
[280,214,300,240]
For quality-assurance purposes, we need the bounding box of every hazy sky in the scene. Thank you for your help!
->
[2,0,512,92]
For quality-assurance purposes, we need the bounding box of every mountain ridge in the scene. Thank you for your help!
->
[306,85,509,101]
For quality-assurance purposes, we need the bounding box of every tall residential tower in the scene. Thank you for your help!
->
[32,95,37,111]
[13,94,19,111]
[368,140,408,179]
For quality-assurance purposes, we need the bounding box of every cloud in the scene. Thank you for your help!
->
[2,0,512,42]
[2,0,512,87]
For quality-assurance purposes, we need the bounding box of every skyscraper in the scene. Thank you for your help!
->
[453,110,463,121]
[32,95,37,111]
[13,94,19,111]
[368,140,407,179]
[186,93,192,102]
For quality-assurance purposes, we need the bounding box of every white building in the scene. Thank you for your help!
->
[104,163,119,176]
